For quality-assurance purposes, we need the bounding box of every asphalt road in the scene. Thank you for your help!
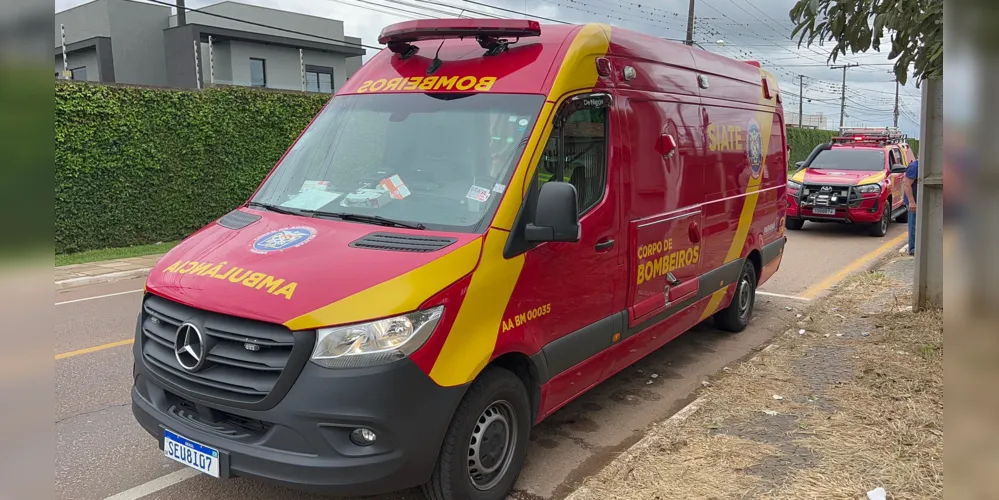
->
[55,221,906,500]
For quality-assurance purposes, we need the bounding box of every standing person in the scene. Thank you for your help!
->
[902,157,919,256]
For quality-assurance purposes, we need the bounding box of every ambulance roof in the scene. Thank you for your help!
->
[337,20,780,106]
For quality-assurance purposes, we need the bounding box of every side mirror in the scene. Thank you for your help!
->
[525,182,580,243]
[795,161,805,169]
[890,164,908,174]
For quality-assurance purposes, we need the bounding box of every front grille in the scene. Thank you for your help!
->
[140,294,302,406]
[165,390,273,439]
[800,184,857,207]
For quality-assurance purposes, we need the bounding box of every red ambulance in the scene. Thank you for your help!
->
[131,19,788,500]
[786,127,916,236]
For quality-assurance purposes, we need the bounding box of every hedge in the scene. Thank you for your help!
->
[54,82,920,253]
[785,127,920,169]
[55,83,330,254]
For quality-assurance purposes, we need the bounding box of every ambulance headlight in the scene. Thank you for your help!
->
[310,306,444,368]
[855,183,881,194]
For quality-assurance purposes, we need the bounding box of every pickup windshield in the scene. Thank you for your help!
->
[808,148,885,171]
[251,93,545,233]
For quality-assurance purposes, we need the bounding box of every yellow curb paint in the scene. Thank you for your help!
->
[800,232,907,299]
[55,339,133,360]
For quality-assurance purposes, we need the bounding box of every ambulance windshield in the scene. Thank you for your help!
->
[809,148,886,171]
[251,93,544,233]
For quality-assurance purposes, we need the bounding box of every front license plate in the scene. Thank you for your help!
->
[163,429,220,478]
[813,207,836,215]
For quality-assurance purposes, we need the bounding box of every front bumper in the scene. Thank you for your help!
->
[131,323,468,496]
[787,192,883,223]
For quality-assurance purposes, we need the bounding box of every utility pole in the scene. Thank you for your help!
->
[895,78,899,128]
[798,75,804,128]
[176,0,186,26]
[831,63,859,128]
[685,0,695,46]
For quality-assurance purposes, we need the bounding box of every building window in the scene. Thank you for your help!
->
[249,58,266,87]
[536,105,608,214]
[305,65,334,93]
[71,66,87,81]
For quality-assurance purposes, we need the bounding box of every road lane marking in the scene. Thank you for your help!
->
[800,232,907,299]
[56,339,133,360]
[55,289,143,306]
[756,291,811,301]
[102,468,200,500]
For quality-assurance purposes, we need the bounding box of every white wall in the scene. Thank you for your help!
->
[107,0,170,86]
[201,39,233,85]
[228,41,347,91]
[171,1,345,45]
[54,0,110,46]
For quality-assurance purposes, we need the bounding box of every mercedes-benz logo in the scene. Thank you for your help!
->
[174,322,207,372]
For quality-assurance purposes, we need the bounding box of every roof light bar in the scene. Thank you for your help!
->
[378,18,541,47]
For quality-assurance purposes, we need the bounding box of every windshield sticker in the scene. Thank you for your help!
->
[518,118,529,127]
[300,180,330,192]
[466,185,491,203]
[509,116,518,122]
[492,183,507,194]
[355,75,497,93]
[280,190,341,211]
[251,226,317,255]
[162,260,299,299]
[379,175,411,200]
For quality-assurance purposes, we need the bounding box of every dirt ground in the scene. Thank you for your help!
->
[565,255,943,500]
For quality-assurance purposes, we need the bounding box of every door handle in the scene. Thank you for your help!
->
[665,272,682,286]
[595,239,615,252]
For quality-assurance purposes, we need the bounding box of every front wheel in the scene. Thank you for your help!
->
[785,217,805,231]
[423,367,531,500]
[714,259,758,333]
[869,201,890,237]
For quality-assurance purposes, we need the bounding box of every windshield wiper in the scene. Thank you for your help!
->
[246,202,304,216]
[301,210,426,230]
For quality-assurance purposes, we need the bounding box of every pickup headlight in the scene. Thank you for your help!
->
[310,306,444,368]
[787,180,802,191]
[855,183,881,194]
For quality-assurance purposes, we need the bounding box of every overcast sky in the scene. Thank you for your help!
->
[55,0,928,135]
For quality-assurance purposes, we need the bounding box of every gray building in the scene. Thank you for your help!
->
[55,0,365,93]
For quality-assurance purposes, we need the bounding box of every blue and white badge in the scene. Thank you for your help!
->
[251,226,316,254]
[747,120,764,178]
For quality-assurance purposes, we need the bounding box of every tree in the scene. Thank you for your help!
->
[789,0,943,85]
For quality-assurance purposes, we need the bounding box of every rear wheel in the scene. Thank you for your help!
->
[785,218,804,231]
[714,259,757,333]
[423,367,531,500]
[869,200,890,237]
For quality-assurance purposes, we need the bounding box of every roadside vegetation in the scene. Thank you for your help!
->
[55,241,178,267]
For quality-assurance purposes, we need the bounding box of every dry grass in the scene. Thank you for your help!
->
[570,262,943,500]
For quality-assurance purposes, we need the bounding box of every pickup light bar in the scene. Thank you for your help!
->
[831,126,907,146]
[378,19,542,58]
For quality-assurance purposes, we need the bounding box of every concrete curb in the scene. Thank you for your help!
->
[563,395,707,500]
[561,342,782,500]
[55,268,152,290]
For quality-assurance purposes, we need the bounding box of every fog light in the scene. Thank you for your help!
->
[350,428,377,446]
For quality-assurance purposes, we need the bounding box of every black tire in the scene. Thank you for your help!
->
[869,200,890,237]
[785,217,805,231]
[423,367,531,500]
[714,259,757,333]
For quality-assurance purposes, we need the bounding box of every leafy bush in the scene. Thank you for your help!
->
[55,83,329,254]
[785,128,920,170]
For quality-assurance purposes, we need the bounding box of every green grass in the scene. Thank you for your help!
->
[55,241,179,267]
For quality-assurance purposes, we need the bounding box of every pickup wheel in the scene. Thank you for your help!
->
[714,259,757,333]
[785,217,804,231]
[869,201,890,237]
[423,367,531,500]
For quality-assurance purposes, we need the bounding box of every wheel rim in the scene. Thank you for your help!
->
[738,274,753,320]
[467,400,517,491]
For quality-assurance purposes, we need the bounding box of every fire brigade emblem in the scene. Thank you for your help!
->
[747,120,764,179]
[251,226,317,254]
